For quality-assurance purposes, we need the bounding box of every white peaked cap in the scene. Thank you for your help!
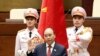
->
[24,8,39,19]
[71,6,87,18]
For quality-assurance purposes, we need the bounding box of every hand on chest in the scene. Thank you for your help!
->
[68,29,83,41]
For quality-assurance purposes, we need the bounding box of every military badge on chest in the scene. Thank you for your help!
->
[31,36,44,46]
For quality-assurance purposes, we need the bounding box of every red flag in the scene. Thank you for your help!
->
[38,0,68,48]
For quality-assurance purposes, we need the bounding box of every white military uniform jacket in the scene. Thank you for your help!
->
[66,25,93,56]
[15,27,41,56]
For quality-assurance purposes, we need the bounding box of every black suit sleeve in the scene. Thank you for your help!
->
[62,48,67,56]
[27,48,38,56]
[27,51,33,56]
[55,43,67,56]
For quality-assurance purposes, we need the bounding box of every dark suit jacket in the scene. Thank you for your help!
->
[27,42,67,56]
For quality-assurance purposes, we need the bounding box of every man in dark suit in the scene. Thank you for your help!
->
[27,27,67,56]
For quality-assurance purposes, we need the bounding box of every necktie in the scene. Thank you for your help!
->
[47,45,51,56]
[29,31,32,38]
[75,28,80,41]
[75,28,78,33]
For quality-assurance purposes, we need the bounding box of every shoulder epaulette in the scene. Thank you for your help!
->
[84,27,92,32]
[18,29,25,32]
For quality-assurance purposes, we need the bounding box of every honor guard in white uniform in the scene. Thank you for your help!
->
[15,8,44,56]
[66,6,93,56]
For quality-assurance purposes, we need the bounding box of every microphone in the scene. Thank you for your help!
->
[67,9,71,14]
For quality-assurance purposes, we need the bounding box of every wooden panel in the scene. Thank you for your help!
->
[82,0,93,16]
[0,12,9,22]
[0,18,99,36]
[64,0,82,10]
[88,36,100,56]
[0,23,26,36]
[0,36,15,56]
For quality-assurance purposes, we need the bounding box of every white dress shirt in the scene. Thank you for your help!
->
[46,42,55,54]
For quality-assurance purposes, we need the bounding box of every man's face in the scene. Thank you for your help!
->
[73,15,85,28]
[25,16,37,28]
[44,28,55,45]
